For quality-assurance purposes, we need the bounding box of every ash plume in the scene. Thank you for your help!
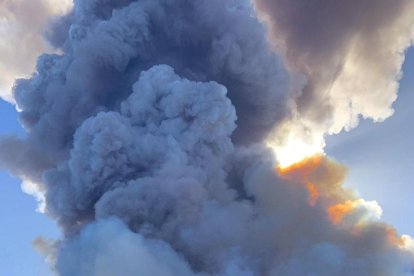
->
[0,0,413,275]
[253,0,414,163]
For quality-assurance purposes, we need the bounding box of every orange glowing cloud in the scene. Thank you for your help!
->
[275,154,412,259]
[328,200,356,225]
[277,155,324,206]
[305,182,318,206]
[276,155,323,178]
[385,226,404,247]
[277,155,349,207]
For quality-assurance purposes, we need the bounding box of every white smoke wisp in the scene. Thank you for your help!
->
[0,0,72,102]
[21,178,46,213]
[253,0,414,166]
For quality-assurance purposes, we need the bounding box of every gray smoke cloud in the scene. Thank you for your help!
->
[253,0,414,163]
[0,0,72,101]
[1,0,414,275]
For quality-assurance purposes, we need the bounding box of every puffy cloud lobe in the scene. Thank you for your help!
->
[56,218,194,276]
[44,65,236,232]
[253,0,414,164]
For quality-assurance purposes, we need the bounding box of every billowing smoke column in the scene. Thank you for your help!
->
[253,0,414,166]
[1,0,414,275]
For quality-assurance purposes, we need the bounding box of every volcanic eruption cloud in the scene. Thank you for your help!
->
[1,0,414,275]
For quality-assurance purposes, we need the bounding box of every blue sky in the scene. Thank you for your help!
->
[0,44,412,276]
[0,100,58,276]
[326,48,414,236]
